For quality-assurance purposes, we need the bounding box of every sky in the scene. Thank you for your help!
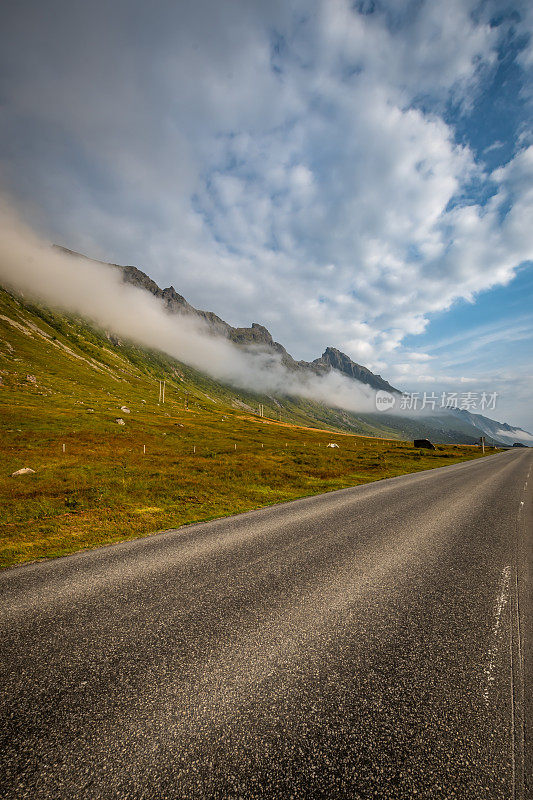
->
[0,0,532,428]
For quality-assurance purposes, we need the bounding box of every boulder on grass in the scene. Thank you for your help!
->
[11,467,35,476]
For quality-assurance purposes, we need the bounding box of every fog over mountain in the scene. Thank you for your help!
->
[0,202,391,414]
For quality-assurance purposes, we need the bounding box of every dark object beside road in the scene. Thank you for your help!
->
[414,439,436,450]
[512,442,528,447]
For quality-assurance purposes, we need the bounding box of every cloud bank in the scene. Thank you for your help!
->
[0,202,380,413]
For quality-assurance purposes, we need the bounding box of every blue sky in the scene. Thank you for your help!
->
[0,0,532,428]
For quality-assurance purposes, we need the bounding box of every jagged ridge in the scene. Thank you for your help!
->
[110,257,400,394]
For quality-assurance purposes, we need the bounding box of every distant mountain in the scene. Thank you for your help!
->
[450,408,533,447]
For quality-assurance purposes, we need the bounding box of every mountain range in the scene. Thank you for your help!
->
[28,246,532,447]
[59,247,398,395]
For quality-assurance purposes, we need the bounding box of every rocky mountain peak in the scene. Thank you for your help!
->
[230,323,274,346]
[161,286,193,313]
[310,347,399,394]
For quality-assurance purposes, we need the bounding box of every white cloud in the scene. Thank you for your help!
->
[0,0,531,403]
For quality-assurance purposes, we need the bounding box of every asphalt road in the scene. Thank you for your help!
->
[1,449,531,799]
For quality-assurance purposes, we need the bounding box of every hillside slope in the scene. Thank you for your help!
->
[0,286,494,567]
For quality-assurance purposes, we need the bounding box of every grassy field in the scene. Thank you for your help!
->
[0,287,495,568]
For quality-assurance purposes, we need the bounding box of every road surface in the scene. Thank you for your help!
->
[1,449,531,799]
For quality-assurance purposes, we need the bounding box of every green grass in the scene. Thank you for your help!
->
[0,287,496,568]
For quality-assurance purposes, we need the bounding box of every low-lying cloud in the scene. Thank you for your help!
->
[494,427,533,444]
[0,201,381,413]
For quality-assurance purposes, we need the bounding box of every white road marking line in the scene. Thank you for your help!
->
[514,560,525,710]
[509,585,517,800]
[514,469,528,799]
[483,565,511,706]
[510,562,526,800]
